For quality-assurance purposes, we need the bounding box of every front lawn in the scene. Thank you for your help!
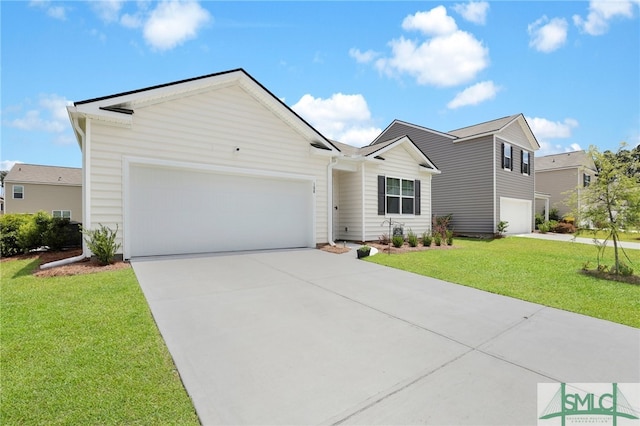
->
[366,237,640,328]
[0,258,199,425]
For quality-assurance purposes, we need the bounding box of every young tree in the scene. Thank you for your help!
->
[578,143,640,275]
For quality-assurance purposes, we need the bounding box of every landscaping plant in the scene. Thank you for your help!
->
[392,235,404,248]
[422,231,432,247]
[446,229,454,246]
[407,229,418,247]
[82,224,121,265]
[496,220,509,237]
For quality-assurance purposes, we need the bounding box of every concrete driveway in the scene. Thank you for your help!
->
[131,249,639,425]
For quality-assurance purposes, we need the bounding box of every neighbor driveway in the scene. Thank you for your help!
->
[131,249,639,425]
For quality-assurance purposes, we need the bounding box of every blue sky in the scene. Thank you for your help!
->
[2,0,639,171]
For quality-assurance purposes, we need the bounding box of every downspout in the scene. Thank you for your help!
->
[72,116,91,258]
[361,162,366,243]
[493,135,497,233]
[327,157,338,246]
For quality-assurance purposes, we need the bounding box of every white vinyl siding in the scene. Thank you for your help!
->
[87,84,330,255]
[363,145,432,241]
[335,169,362,241]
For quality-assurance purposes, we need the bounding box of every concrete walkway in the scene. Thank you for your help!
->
[132,249,639,425]
[516,232,640,250]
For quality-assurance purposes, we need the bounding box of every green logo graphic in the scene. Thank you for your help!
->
[539,383,639,426]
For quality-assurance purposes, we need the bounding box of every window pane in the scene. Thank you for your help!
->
[505,145,511,157]
[63,211,71,219]
[402,197,414,214]
[53,211,61,218]
[402,180,414,196]
[387,196,400,214]
[386,178,400,195]
[13,185,23,199]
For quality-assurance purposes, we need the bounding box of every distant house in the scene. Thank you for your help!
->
[534,150,597,218]
[370,114,540,235]
[0,196,4,215]
[4,164,82,221]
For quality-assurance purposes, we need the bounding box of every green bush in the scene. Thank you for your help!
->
[422,231,432,247]
[44,218,77,251]
[446,229,454,246]
[538,222,551,233]
[17,211,51,253]
[548,207,561,221]
[433,233,442,246]
[1,214,31,256]
[407,230,418,247]
[535,213,545,227]
[82,224,121,265]
[496,220,509,237]
[617,262,634,277]
[392,235,404,248]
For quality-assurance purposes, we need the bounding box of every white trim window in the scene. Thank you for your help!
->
[12,185,24,199]
[52,210,71,219]
[583,174,591,187]
[521,151,530,175]
[386,177,414,215]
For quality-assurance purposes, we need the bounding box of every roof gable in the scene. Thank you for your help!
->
[68,68,338,153]
[450,114,540,151]
[536,150,597,172]
[372,119,456,145]
[5,163,82,186]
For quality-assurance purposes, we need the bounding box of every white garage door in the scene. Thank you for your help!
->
[128,165,314,257]
[500,197,532,235]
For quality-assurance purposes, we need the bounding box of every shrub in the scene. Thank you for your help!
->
[17,211,51,253]
[433,233,442,246]
[553,222,576,234]
[617,262,634,277]
[1,214,35,256]
[407,230,418,247]
[538,222,551,233]
[432,214,452,240]
[392,235,404,248]
[44,218,80,251]
[535,213,545,227]
[496,221,509,237]
[357,245,371,259]
[378,233,390,245]
[548,207,561,221]
[446,229,454,246]
[82,224,121,265]
[562,215,575,225]
[548,220,559,230]
[422,231,432,247]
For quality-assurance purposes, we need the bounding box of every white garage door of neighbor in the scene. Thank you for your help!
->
[129,165,314,257]
[500,197,532,235]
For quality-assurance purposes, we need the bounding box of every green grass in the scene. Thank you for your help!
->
[367,237,640,328]
[1,259,199,425]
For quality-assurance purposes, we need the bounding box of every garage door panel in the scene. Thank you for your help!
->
[499,197,532,235]
[129,165,313,257]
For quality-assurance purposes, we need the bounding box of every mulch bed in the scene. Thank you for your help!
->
[369,242,456,254]
[2,248,130,277]
[318,244,351,254]
[580,269,640,285]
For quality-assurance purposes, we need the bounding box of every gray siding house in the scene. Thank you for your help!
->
[371,114,540,235]
[535,150,597,218]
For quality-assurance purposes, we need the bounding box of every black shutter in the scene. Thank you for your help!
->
[377,175,385,215]
[501,143,505,169]
[520,150,524,173]
[510,146,514,171]
[414,180,421,216]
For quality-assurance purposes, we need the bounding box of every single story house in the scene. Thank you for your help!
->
[370,114,540,235]
[3,163,82,221]
[535,150,598,218]
[67,69,440,259]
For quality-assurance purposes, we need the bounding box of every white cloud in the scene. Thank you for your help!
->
[527,117,580,154]
[528,16,568,53]
[452,1,490,25]
[91,0,124,23]
[349,48,379,64]
[573,0,636,35]
[402,6,458,36]
[29,0,67,20]
[121,13,143,28]
[375,31,489,87]
[291,93,381,147]
[1,161,23,172]
[7,94,71,135]
[447,80,500,109]
[143,1,212,51]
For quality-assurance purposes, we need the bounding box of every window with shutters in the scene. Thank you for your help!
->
[503,143,512,170]
[386,177,414,214]
[522,151,530,175]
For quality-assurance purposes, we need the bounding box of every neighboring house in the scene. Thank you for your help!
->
[0,196,4,215]
[370,114,540,235]
[534,150,597,218]
[66,69,440,259]
[4,164,82,221]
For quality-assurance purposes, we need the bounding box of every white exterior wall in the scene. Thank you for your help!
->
[364,146,433,241]
[335,168,362,241]
[87,84,330,253]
